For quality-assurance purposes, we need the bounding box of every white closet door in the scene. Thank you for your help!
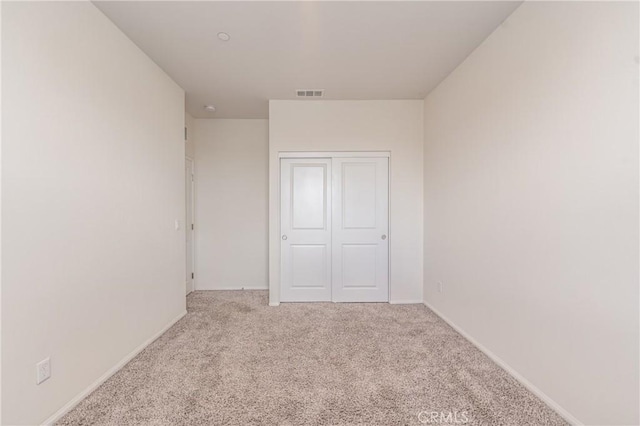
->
[280,159,332,302]
[332,157,389,302]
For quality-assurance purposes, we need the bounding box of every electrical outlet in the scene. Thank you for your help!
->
[36,357,51,385]
[437,281,443,293]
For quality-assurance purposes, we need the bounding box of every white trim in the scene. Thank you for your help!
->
[390,299,423,304]
[278,151,390,159]
[41,310,187,426]
[202,286,269,291]
[386,156,391,303]
[423,301,582,426]
[185,156,196,293]
[269,302,281,307]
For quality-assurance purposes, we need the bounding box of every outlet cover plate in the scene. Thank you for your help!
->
[36,357,51,385]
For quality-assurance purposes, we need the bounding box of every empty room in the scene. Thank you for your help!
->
[1,1,638,425]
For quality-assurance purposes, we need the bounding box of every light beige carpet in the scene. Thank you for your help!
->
[58,291,567,425]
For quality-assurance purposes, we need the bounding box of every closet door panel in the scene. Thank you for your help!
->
[332,158,389,302]
[280,159,332,302]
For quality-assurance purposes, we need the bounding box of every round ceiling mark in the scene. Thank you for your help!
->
[217,32,230,42]
[204,105,216,113]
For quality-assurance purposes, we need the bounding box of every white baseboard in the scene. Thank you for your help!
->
[390,299,423,304]
[196,286,269,291]
[423,301,582,426]
[41,310,187,425]
[269,300,422,305]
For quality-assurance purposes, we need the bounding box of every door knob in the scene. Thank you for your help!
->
[381,234,387,240]
[282,235,288,240]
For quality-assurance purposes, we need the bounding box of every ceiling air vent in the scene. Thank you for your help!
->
[296,89,324,98]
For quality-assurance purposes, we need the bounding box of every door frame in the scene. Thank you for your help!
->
[275,151,391,305]
[185,156,196,294]
[279,151,390,159]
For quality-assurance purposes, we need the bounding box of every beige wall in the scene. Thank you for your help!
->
[423,2,639,425]
[2,3,186,424]
[269,100,424,305]
[0,3,3,421]
[194,119,269,290]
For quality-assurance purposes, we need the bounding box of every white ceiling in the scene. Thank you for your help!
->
[94,1,522,118]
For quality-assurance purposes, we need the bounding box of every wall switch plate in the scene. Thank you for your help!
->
[437,281,443,293]
[36,357,51,385]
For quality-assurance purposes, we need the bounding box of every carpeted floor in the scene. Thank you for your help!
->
[58,291,567,425]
